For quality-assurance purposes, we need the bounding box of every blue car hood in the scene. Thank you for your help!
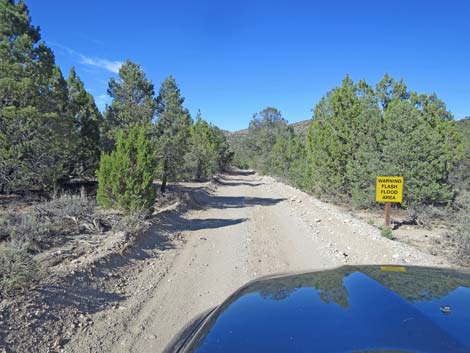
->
[175,265,470,353]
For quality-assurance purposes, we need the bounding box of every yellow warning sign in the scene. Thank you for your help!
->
[376,176,404,203]
[380,266,407,273]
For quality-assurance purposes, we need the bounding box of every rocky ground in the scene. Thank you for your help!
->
[0,170,456,353]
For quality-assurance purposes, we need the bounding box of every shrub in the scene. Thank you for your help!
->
[0,247,39,296]
[97,125,157,212]
[3,192,96,252]
[380,226,393,239]
[112,210,150,237]
[35,192,95,228]
[8,213,54,252]
[453,191,470,263]
[412,204,452,228]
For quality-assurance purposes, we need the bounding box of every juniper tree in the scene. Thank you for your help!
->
[96,125,156,212]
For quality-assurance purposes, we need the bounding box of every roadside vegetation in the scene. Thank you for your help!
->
[0,0,231,294]
[230,78,469,262]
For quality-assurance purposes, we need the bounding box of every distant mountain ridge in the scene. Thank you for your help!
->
[225,119,311,138]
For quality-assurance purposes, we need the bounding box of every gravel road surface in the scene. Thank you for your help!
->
[65,170,447,353]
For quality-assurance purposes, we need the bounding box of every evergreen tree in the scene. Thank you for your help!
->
[344,81,382,207]
[185,111,217,180]
[66,67,102,178]
[375,73,409,109]
[246,107,291,173]
[0,0,74,191]
[155,76,192,192]
[305,73,462,208]
[184,111,233,180]
[103,60,156,150]
[96,125,156,212]
[380,99,458,211]
[210,124,233,171]
[307,76,362,198]
[268,134,308,188]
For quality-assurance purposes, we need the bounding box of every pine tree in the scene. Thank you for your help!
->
[246,107,291,173]
[66,67,102,178]
[155,76,192,192]
[103,60,156,151]
[0,0,74,191]
[96,125,156,212]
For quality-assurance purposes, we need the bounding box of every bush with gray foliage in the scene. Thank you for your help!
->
[0,247,39,296]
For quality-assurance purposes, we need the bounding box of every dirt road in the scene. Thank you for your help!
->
[65,171,447,353]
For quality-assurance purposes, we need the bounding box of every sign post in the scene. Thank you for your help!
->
[384,202,391,227]
[376,176,404,227]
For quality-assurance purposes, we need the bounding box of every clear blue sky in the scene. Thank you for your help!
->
[28,0,469,131]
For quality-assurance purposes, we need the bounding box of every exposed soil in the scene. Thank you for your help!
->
[0,170,454,353]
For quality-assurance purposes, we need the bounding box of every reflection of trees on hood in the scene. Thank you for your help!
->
[362,267,470,303]
[312,270,351,309]
[258,288,297,301]
[242,266,470,310]
[249,267,355,308]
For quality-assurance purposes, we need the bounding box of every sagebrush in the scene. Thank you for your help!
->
[0,247,39,296]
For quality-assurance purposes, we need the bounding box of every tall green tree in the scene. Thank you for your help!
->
[307,76,363,198]
[66,67,102,178]
[0,0,74,192]
[305,74,462,209]
[155,76,192,192]
[210,124,233,171]
[344,80,382,206]
[103,60,156,151]
[268,134,308,188]
[246,107,291,173]
[184,111,233,180]
[185,111,217,180]
[380,98,459,211]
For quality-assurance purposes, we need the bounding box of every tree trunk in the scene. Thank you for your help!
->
[160,159,169,193]
[161,174,167,193]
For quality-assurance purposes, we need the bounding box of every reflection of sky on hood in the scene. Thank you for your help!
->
[192,271,470,353]
[412,287,470,348]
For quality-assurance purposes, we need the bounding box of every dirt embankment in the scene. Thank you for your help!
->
[1,170,452,353]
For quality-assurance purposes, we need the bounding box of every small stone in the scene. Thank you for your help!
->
[392,254,399,259]
[53,337,64,348]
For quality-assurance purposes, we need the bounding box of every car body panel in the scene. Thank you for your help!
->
[165,266,470,353]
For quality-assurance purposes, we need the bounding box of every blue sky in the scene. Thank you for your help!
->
[28,0,469,131]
